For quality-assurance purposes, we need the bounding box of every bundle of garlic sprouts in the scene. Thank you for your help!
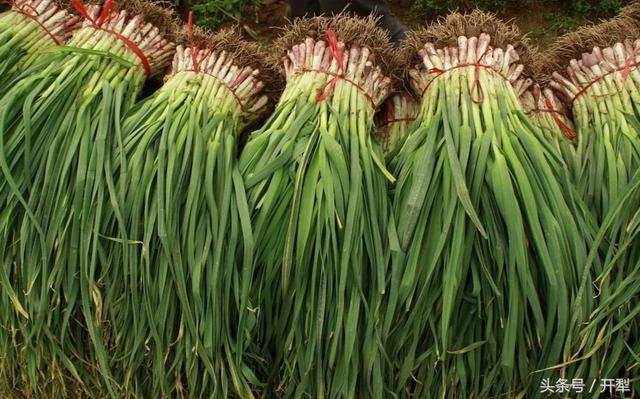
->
[0,2,176,395]
[240,15,395,398]
[541,6,640,389]
[386,16,588,397]
[104,29,269,397]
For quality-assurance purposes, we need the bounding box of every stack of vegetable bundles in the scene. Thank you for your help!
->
[105,24,270,398]
[545,3,640,222]
[384,10,588,397]
[239,15,395,397]
[0,1,175,396]
[540,3,640,387]
[0,0,80,92]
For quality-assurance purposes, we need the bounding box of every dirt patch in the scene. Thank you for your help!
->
[499,2,588,49]
[238,0,595,49]
[242,0,290,43]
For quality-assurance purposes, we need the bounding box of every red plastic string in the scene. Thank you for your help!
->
[421,59,510,101]
[96,0,113,25]
[11,0,38,15]
[185,69,248,112]
[6,0,62,45]
[197,49,212,71]
[70,0,152,76]
[543,97,576,140]
[378,97,415,127]
[187,12,199,71]
[326,30,344,72]
[422,47,492,104]
[621,47,640,80]
[379,117,416,128]
[315,29,344,102]
[301,67,377,110]
[186,12,212,73]
[470,47,491,104]
[183,13,246,112]
[572,59,640,103]
[70,0,93,21]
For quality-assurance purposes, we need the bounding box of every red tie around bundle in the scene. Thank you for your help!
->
[379,116,416,128]
[296,29,376,109]
[470,47,491,104]
[315,29,344,102]
[71,0,152,76]
[621,47,639,81]
[572,47,640,103]
[544,97,576,140]
[422,46,499,104]
[4,0,62,44]
[183,12,246,111]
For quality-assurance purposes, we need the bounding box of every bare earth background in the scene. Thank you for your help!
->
[173,0,631,49]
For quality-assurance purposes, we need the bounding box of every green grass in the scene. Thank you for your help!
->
[192,0,258,28]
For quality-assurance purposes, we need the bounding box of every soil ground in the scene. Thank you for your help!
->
[239,0,592,50]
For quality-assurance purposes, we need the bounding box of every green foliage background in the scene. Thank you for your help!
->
[190,0,257,27]
[413,0,624,17]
